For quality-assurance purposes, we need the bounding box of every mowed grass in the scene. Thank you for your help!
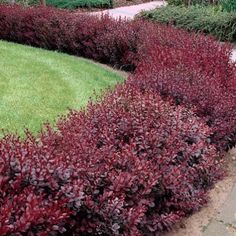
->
[0,40,124,136]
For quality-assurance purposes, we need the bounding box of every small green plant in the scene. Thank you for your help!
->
[0,0,113,8]
[167,0,219,6]
[140,5,236,41]
[220,0,236,12]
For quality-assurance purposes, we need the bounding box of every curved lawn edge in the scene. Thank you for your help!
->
[0,40,125,136]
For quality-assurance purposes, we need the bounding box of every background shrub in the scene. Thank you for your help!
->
[0,0,113,8]
[0,85,222,235]
[0,5,142,70]
[129,34,236,150]
[139,5,236,42]
[0,4,235,148]
[220,0,236,12]
[167,0,236,12]
[166,0,216,6]
[39,0,113,9]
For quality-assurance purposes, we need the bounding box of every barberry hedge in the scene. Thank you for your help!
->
[0,86,222,235]
[0,4,235,235]
[129,32,236,150]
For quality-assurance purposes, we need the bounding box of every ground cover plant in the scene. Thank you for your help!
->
[139,5,236,41]
[0,3,235,235]
[0,40,122,135]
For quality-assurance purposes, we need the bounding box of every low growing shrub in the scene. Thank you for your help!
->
[0,5,149,70]
[130,38,236,150]
[139,5,236,42]
[0,86,222,235]
[220,0,236,12]
[167,0,236,12]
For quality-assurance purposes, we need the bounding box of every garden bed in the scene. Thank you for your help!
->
[0,4,235,235]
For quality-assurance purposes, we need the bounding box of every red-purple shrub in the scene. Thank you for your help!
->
[1,6,235,145]
[130,40,236,150]
[1,5,232,72]
[0,86,222,235]
[0,5,146,70]
[0,4,233,234]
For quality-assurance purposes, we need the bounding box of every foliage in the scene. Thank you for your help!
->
[0,85,222,235]
[45,0,113,9]
[220,0,236,12]
[139,5,236,41]
[0,5,147,70]
[0,4,235,148]
[0,4,235,234]
[166,0,216,6]
[129,30,236,150]
[0,0,33,5]
[0,0,113,8]
[167,0,236,12]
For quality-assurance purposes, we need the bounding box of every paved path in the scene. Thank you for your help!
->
[91,1,166,19]
[232,49,236,62]
[203,182,236,236]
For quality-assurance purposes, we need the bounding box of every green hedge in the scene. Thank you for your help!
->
[0,0,113,8]
[166,0,214,6]
[45,0,113,9]
[166,0,236,12]
[139,5,236,42]
[220,0,236,12]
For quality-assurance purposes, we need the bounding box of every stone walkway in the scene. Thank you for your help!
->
[203,183,236,236]
[91,1,166,19]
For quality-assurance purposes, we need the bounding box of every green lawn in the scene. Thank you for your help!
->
[0,40,123,136]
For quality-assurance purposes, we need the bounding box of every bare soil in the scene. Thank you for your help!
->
[164,148,236,236]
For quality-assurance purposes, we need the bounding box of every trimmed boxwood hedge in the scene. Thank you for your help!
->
[139,5,236,42]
